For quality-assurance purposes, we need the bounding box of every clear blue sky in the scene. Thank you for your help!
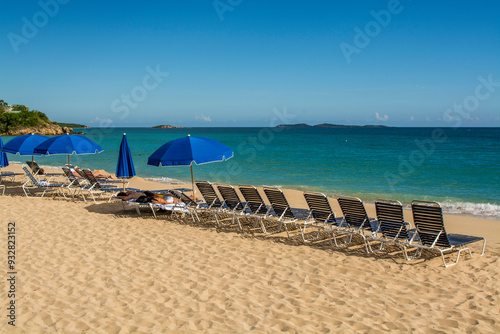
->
[1,0,499,127]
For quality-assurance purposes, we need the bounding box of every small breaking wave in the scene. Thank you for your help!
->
[144,176,186,185]
[439,201,500,219]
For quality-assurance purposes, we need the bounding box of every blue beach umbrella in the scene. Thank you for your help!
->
[34,134,103,166]
[0,136,9,168]
[116,133,136,188]
[2,134,48,163]
[147,135,234,197]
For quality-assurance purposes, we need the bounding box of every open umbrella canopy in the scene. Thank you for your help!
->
[116,133,136,178]
[0,136,9,168]
[147,135,234,198]
[147,135,233,167]
[34,134,103,156]
[2,133,48,156]
[33,134,103,166]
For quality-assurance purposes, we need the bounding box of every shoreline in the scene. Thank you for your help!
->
[2,163,499,246]
[4,160,500,220]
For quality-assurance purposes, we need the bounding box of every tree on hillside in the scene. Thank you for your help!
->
[0,99,6,115]
[0,101,53,134]
[11,104,29,112]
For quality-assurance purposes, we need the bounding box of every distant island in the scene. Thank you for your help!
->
[152,125,183,129]
[53,122,89,128]
[276,123,389,128]
[0,99,75,135]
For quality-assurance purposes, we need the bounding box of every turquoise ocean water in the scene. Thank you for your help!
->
[3,127,499,218]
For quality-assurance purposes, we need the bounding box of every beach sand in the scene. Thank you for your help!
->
[1,164,498,333]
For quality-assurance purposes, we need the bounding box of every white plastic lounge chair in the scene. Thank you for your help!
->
[411,200,486,267]
[262,187,298,238]
[22,166,65,198]
[303,192,346,245]
[337,196,379,252]
[369,199,421,259]
[0,181,5,195]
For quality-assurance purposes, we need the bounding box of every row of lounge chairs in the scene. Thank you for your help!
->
[4,163,486,267]
[19,162,137,202]
[169,181,484,268]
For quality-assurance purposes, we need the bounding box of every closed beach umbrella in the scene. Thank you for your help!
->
[34,134,103,166]
[0,136,9,168]
[2,133,48,163]
[147,135,234,198]
[116,133,136,190]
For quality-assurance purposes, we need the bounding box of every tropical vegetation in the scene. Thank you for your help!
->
[0,99,53,134]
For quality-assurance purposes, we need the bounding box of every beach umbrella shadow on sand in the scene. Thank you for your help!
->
[116,133,136,191]
[2,133,48,164]
[147,135,234,198]
[33,134,103,166]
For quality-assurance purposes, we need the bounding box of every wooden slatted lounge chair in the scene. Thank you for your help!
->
[217,184,249,230]
[263,187,298,238]
[369,199,421,259]
[303,192,346,245]
[238,185,271,230]
[22,166,65,198]
[337,196,379,252]
[411,200,486,267]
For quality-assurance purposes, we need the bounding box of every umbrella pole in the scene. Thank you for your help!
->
[68,155,70,167]
[191,164,196,200]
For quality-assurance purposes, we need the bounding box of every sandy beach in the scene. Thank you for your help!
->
[1,163,499,333]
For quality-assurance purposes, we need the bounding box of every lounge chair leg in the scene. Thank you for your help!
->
[330,232,352,248]
[283,223,290,238]
[150,205,157,219]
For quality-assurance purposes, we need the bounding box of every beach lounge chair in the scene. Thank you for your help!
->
[80,168,121,202]
[195,181,226,226]
[217,184,249,230]
[369,199,421,259]
[115,190,189,219]
[1,171,23,183]
[121,200,178,219]
[262,187,298,237]
[61,167,91,201]
[22,166,65,198]
[167,189,201,222]
[411,200,486,267]
[26,161,64,180]
[238,185,271,230]
[0,180,4,195]
[303,192,345,245]
[337,196,379,252]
